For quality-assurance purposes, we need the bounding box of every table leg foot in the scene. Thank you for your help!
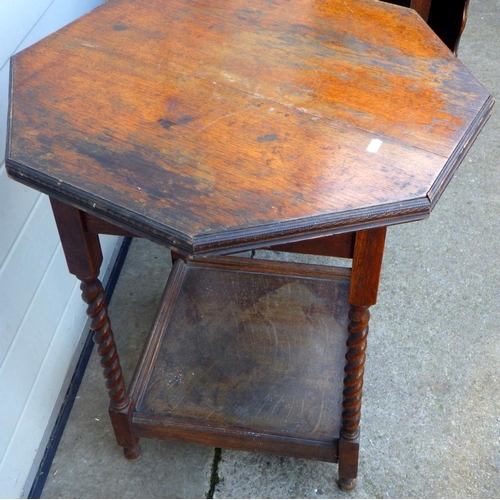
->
[338,436,359,492]
[124,443,142,461]
[338,477,356,492]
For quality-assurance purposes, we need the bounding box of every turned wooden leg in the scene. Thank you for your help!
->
[50,198,141,460]
[81,277,141,460]
[338,305,370,491]
[338,227,386,491]
[341,306,369,440]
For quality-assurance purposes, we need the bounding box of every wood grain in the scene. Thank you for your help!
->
[260,232,355,259]
[410,0,432,21]
[349,227,387,306]
[6,0,493,255]
[131,257,351,458]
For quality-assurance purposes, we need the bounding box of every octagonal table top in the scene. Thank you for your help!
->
[5,0,493,255]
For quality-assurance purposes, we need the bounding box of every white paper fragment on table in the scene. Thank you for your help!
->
[367,138,383,153]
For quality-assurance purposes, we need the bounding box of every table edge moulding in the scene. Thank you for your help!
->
[4,0,494,491]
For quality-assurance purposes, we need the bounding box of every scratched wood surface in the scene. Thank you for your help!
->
[132,257,350,451]
[6,0,493,254]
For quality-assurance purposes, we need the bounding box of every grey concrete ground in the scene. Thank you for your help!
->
[41,1,499,498]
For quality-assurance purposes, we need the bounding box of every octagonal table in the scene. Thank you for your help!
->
[5,0,493,490]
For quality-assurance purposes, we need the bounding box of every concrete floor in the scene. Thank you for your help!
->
[40,1,499,498]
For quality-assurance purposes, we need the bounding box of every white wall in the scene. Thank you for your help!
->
[0,1,119,497]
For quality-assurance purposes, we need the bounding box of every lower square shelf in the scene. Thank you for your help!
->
[130,256,352,462]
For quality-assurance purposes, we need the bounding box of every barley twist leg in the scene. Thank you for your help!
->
[81,278,141,460]
[341,305,369,440]
[338,305,370,491]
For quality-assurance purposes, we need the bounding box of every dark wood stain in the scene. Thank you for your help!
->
[257,134,280,142]
[158,115,194,129]
[132,257,351,460]
[5,0,492,254]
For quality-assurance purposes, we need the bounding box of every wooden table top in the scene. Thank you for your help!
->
[6,0,493,255]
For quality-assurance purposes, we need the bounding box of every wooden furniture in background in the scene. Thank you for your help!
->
[6,0,492,490]
[385,0,470,53]
[410,0,432,21]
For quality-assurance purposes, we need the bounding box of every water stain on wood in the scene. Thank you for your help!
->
[257,134,280,142]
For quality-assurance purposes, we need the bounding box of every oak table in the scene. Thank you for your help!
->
[5,0,493,490]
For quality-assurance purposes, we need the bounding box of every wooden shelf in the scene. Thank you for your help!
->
[130,256,351,462]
